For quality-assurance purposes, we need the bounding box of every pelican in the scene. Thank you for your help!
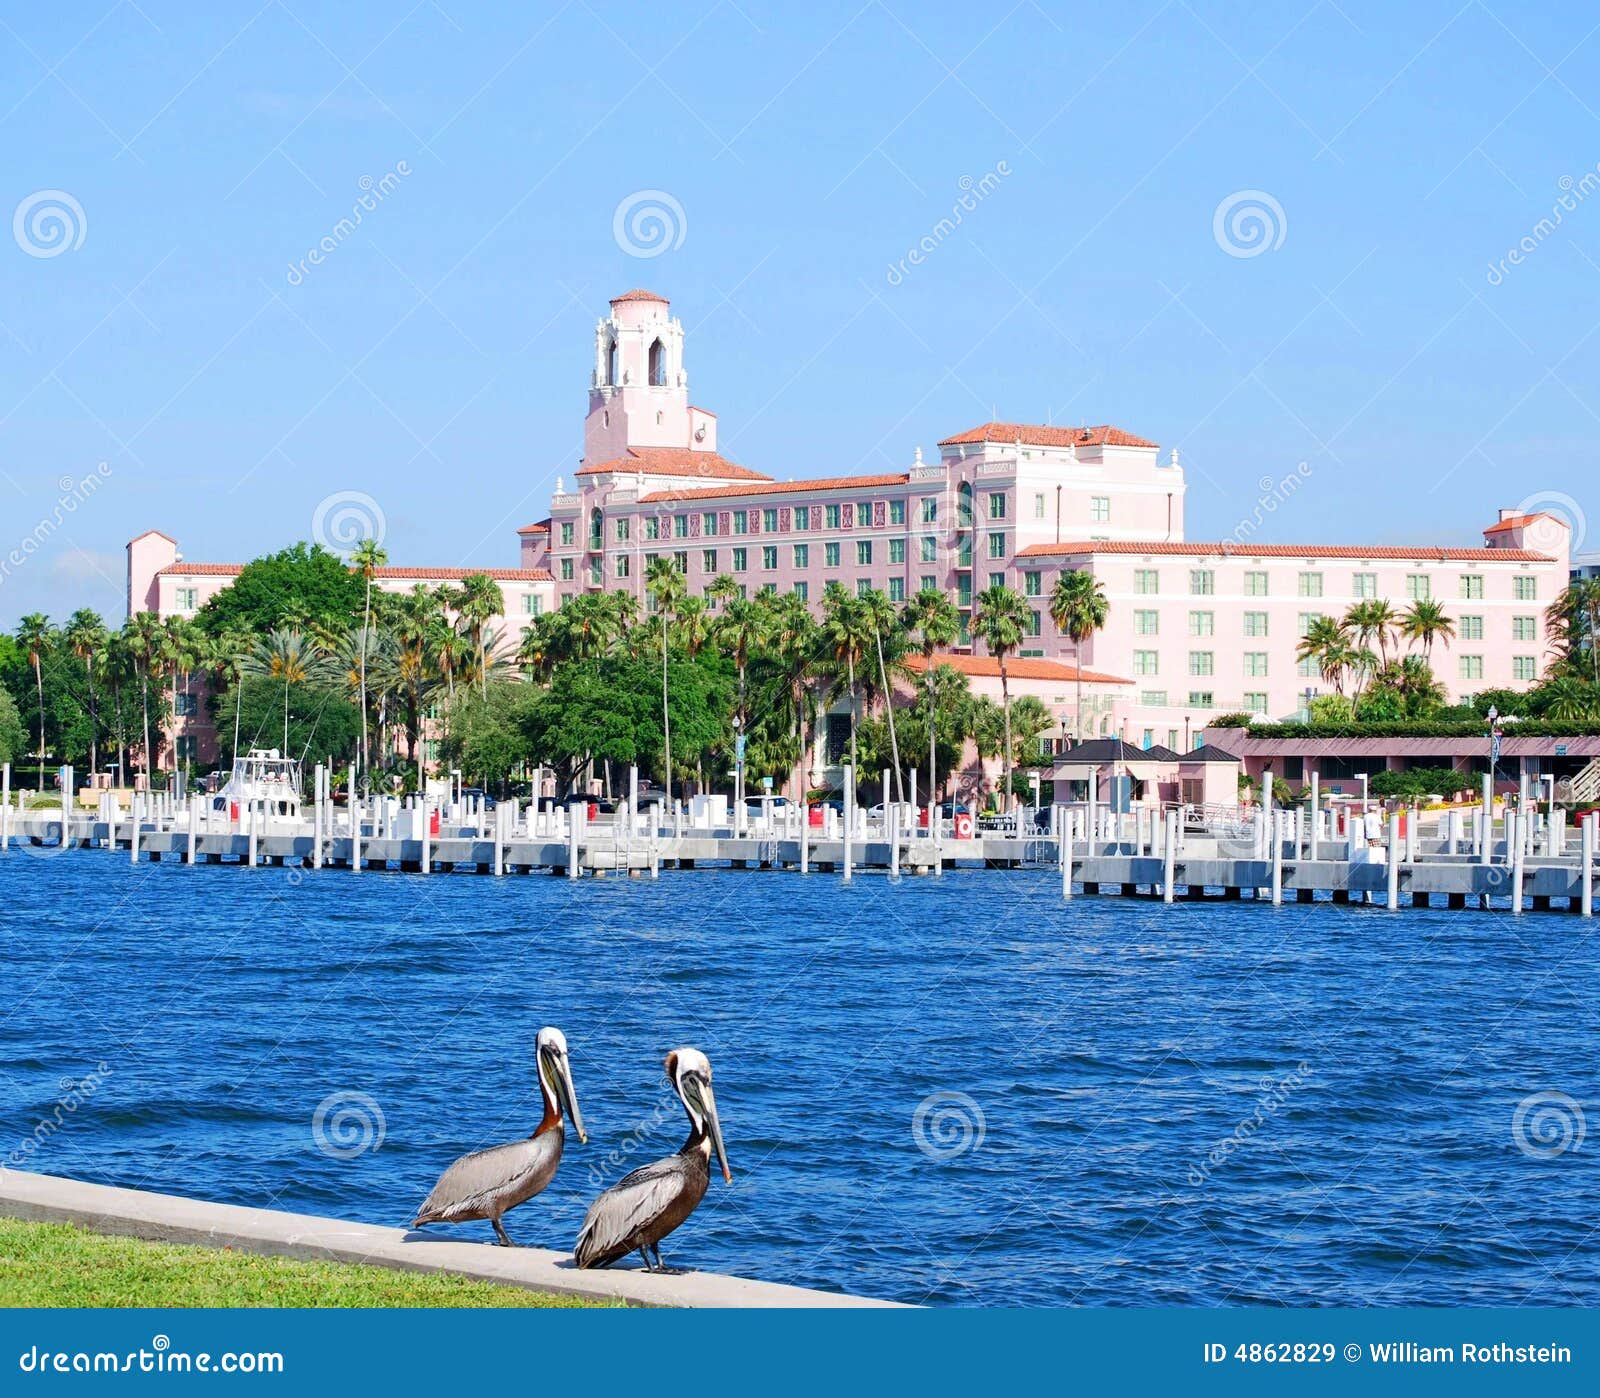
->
[574,1047,730,1272]
[412,1026,587,1247]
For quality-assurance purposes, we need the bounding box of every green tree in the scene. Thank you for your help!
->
[63,609,108,777]
[15,614,52,789]
[0,685,25,767]
[645,558,688,799]
[972,583,1031,811]
[902,587,961,810]
[453,573,505,697]
[1399,597,1456,663]
[818,585,876,800]
[1048,570,1109,742]
[196,542,364,637]
[350,538,389,778]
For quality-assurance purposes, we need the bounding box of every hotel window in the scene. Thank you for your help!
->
[177,735,198,761]
[1244,692,1268,713]
[793,544,809,569]
[920,575,937,593]
[957,538,972,566]
[1188,610,1214,637]
[560,522,575,546]
[1140,690,1167,707]
[793,509,811,532]
[644,516,660,541]
[733,510,748,534]
[1352,572,1377,598]
[1298,571,1323,598]
[921,497,938,524]
[889,578,905,602]
[1460,615,1483,640]
[673,514,688,538]
[589,559,602,586]
[522,593,541,615]
[559,559,573,581]
[1460,655,1484,681]
[825,542,841,568]
[1090,496,1110,523]
[1244,571,1268,597]
[1134,609,1159,635]
[674,551,689,573]
[1514,656,1537,682]
[1244,611,1268,637]
[175,691,199,717]
[857,579,873,597]
[1188,691,1215,709]
[1190,569,1214,596]
[702,512,719,537]
[989,491,1007,519]
[988,531,1006,559]
[855,540,871,565]
[1515,576,1537,601]
[921,536,938,563]
[825,504,841,529]
[645,552,660,570]
[1135,569,1160,595]
[1297,612,1324,636]
[1033,493,1046,519]
[889,500,906,526]
[764,509,778,532]
[988,572,1005,590]
[763,546,778,570]
[615,556,630,579]
[1188,652,1215,677]
[1513,616,1537,642]
[1023,571,1041,596]
[732,547,748,571]
[1244,652,1268,678]
[1460,574,1483,600]
[793,581,809,601]
[702,550,717,573]
[1029,610,1042,636]
[1133,650,1159,676]
[857,500,872,525]
[889,538,906,564]
[174,587,198,611]
[615,518,630,542]
[1297,656,1317,678]
[1405,574,1430,600]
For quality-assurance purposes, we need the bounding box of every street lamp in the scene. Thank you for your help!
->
[732,714,745,834]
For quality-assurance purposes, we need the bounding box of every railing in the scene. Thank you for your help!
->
[1572,758,1600,804]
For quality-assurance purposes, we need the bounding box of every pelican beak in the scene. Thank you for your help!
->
[701,1081,731,1184]
[556,1051,587,1145]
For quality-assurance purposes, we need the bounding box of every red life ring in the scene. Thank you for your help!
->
[954,812,974,839]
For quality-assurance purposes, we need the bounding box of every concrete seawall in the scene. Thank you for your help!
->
[0,1170,901,1308]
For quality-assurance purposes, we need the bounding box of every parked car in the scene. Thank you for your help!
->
[459,786,497,812]
[934,801,971,818]
[745,795,791,811]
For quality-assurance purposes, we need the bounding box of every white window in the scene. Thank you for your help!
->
[1513,616,1537,642]
[1190,569,1214,596]
[1513,656,1537,682]
[1244,652,1268,677]
[1133,650,1159,676]
[174,587,198,611]
[1515,576,1537,601]
[522,593,541,616]
[1090,496,1110,523]
[1033,493,1046,519]
[1352,572,1377,599]
[1135,569,1159,595]
[1188,651,1215,677]
[1298,571,1323,598]
[1188,610,1214,637]
[1406,574,1431,600]
[1140,690,1168,707]
[1244,611,1268,637]
[1460,655,1484,680]
[1134,609,1159,635]
[1244,571,1268,597]
[1460,574,1483,600]
[1460,615,1483,640]
[1244,691,1268,713]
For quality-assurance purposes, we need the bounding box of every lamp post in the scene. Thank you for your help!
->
[732,715,745,834]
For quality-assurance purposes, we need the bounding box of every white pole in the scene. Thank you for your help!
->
[420,795,430,876]
[247,799,259,868]
[1271,810,1284,906]
[1,761,9,852]
[568,798,581,880]
[1163,809,1177,904]
[1309,772,1320,861]
[799,798,810,874]
[842,763,854,884]
[187,794,199,864]
[313,765,324,871]
[1510,809,1526,914]
[129,792,140,865]
[1061,804,1073,901]
[1581,813,1594,919]
[889,804,900,879]
[909,769,917,842]
[1386,811,1400,911]
[59,764,72,851]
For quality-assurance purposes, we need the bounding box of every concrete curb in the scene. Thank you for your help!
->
[0,1171,903,1309]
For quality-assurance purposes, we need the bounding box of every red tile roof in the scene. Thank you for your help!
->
[939,422,1159,449]
[1016,541,1554,563]
[904,653,1133,685]
[1484,512,1562,536]
[517,520,551,535]
[128,529,180,545]
[157,564,554,582]
[610,289,668,304]
[639,472,909,504]
[577,446,772,482]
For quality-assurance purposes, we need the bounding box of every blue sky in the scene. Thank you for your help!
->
[3,0,1598,625]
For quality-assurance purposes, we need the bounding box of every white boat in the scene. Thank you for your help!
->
[211,749,302,821]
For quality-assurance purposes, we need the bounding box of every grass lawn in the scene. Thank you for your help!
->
[0,1217,610,1308]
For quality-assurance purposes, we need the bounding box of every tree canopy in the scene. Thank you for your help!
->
[196,543,365,637]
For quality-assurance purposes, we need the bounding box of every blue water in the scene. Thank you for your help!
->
[1,856,1595,1306]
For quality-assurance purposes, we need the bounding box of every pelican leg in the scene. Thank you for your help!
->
[638,1246,654,1272]
[649,1244,685,1276]
[492,1217,514,1248]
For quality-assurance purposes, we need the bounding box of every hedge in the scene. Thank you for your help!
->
[1208,720,1600,740]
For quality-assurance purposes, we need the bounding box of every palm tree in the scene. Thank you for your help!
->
[857,588,907,803]
[453,573,505,697]
[64,608,108,778]
[16,614,52,789]
[1537,675,1599,722]
[1297,615,1354,695]
[1345,599,1399,668]
[972,583,1030,811]
[121,612,164,786]
[205,628,253,767]
[1399,598,1456,662]
[646,557,688,802]
[902,587,961,809]
[350,539,389,779]
[1048,570,1109,743]
[766,590,819,797]
[818,585,876,800]
[244,630,326,753]
[716,596,770,735]
[159,616,202,781]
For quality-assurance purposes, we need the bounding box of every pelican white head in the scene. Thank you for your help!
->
[665,1046,729,1183]
[536,1026,587,1144]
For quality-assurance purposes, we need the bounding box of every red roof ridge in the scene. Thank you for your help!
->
[157,563,553,582]
[610,289,668,304]
[938,422,1159,450]
[1016,540,1555,563]
[1484,512,1562,535]
[904,652,1133,685]
[638,472,910,504]
[576,446,772,482]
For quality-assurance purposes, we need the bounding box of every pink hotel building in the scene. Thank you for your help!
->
[131,288,1571,763]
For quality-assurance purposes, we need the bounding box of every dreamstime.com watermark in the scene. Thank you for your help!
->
[1187,1062,1314,1187]
[1213,190,1287,258]
[12,190,86,258]
[17,1337,283,1375]
[587,1092,677,1191]
[285,163,412,286]
[913,1090,986,1160]
[885,163,1013,286]
[613,190,687,258]
[311,1089,386,1160]
[311,490,386,559]
[1486,164,1600,285]
[1511,1090,1586,1160]
[0,464,113,589]
[6,1063,112,1170]
[1200,461,1315,565]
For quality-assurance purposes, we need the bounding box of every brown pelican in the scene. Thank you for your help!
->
[574,1047,730,1272]
[412,1026,586,1246]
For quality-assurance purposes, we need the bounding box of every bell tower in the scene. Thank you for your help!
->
[584,290,714,464]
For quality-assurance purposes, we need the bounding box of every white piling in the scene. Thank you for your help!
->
[1309,773,1320,861]
[889,805,900,879]
[247,800,259,868]
[1163,809,1177,903]
[799,800,810,874]
[420,796,431,875]
[1271,811,1284,907]
[1,761,9,852]
[313,766,324,871]
[493,801,504,876]
[187,794,199,864]
[59,765,72,851]
[129,793,140,865]
[1386,811,1400,911]
[1581,814,1594,919]
[1061,805,1073,901]
[842,763,854,884]
[909,770,918,841]
[1510,810,1525,914]
[567,798,581,880]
